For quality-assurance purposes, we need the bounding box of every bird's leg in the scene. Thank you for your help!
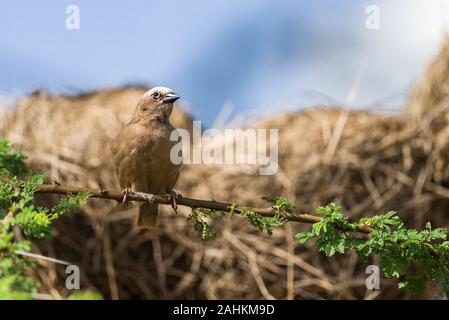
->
[121,187,132,207]
[168,190,182,214]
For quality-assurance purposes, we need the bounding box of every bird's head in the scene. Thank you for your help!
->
[135,86,180,119]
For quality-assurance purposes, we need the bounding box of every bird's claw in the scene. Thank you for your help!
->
[169,190,182,214]
[121,187,132,207]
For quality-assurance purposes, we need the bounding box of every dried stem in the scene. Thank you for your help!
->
[35,184,373,234]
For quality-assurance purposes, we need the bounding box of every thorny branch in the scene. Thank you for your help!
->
[35,183,374,234]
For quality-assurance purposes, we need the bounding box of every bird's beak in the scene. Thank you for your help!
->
[162,93,180,103]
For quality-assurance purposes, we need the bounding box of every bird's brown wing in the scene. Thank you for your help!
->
[110,125,138,190]
[110,126,128,163]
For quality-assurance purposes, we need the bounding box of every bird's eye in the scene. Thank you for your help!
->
[152,91,161,99]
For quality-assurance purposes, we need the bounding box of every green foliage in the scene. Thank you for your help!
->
[187,208,217,240]
[189,197,449,296]
[67,290,103,300]
[0,140,94,300]
[295,203,449,295]
[0,141,27,177]
[240,208,284,236]
[263,196,295,214]
[188,197,287,239]
[295,203,355,256]
[0,275,37,300]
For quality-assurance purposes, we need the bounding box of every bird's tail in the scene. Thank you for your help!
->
[137,203,158,229]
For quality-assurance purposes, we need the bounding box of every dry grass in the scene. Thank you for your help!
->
[2,39,449,299]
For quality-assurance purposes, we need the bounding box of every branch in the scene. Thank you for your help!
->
[35,184,373,234]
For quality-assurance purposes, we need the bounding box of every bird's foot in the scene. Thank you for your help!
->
[121,187,133,207]
[169,190,182,214]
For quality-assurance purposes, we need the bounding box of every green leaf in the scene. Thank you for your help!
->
[67,290,103,300]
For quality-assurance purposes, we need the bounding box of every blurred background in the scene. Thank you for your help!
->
[2,1,449,300]
[1,0,449,124]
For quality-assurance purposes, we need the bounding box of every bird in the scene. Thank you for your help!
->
[110,87,182,229]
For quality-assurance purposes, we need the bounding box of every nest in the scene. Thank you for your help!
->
[2,39,449,300]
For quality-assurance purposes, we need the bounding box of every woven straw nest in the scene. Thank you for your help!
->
[2,39,449,300]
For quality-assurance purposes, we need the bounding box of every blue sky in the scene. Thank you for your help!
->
[1,0,448,125]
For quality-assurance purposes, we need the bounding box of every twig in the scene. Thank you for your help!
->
[35,183,374,234]
[14,250,71,266]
